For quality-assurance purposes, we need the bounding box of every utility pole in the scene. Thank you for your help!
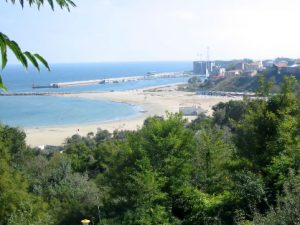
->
[96,196,101,225]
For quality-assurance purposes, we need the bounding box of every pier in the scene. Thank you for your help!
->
[32,72,192,89]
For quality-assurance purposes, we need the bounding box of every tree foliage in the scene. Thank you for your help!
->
[0,76,300,224]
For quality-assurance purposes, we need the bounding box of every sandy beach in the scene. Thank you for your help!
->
[25,84,241,147]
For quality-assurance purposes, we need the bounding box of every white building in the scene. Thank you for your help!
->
[179,105,205,116]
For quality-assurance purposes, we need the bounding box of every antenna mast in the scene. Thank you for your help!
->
[206,46,210,77]
[207,46,210,62]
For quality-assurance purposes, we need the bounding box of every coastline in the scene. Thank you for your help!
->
[24,83,241,147]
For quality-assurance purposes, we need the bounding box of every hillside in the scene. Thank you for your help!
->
[203,75,258,92]
[186,68,300,93]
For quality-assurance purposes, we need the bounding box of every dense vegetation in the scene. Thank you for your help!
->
[0,76,299,224]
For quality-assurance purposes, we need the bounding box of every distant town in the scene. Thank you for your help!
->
[193,58,300,78]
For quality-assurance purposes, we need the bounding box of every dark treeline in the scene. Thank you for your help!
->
[1,76,300,225]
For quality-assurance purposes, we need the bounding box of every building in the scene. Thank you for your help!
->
[244,61,263,71]
[179,105,205,116]
[235,62,245,70]
[210,67,226,78]
[225,70,241,76]
[273,61,289,74]
[294,59,300,65]
[263,60,274,68]
[243,70,258,77]
[274,61,288,68]
[193,61,215,76]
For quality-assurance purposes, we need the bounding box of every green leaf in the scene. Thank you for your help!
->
[0,34,8,70]
[66,0,76,7]
[34,53,50,71]
[0,74,8,92]
[24,51,40,71]
[6,40,28,69]
[0,45,7,70]
[19,0,24,7]
[0,32,9,40]
[47,0,54,10]
[36,0,43,9]
[6,0,76,10]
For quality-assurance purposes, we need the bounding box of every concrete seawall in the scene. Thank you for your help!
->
[32,72,192,88]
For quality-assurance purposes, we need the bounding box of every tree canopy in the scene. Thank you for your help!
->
[1,76,299,224]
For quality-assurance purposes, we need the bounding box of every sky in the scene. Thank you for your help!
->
[1,0,300,63]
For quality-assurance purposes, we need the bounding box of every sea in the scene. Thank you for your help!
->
[0,61,192,128]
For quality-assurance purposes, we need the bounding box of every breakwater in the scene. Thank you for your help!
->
[32,72,192,88]
[0,91,107,96]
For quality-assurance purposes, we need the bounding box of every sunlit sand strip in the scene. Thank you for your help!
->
[24,83,241,147]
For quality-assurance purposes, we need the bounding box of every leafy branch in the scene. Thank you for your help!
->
[0,0,76,91]
[6,0,76,11]
[0,32,50,91]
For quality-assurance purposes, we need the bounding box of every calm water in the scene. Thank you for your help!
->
[0,96,141,128]
[0,62,192,127]
[1,62,192,92]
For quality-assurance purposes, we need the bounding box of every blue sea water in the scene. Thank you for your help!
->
[0,62,192,128]
[0,96,141,128]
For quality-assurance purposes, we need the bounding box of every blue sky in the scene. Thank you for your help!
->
[1,0,300,63]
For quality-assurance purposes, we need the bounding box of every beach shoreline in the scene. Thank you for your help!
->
[25,83,241,147]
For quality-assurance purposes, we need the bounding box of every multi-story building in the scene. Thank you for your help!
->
[235,62,245,70]
[210,67,226,78]
[193,61,215,76]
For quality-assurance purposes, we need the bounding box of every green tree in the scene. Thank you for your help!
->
[193,128,233,194]
[64,141,96,173]
[100,114,195,223]
[239,173,300,225]
[231,76,300,217]
[234,76,299,171]
[256,75,273,97]
[121,157,171,225]
[139,113,194,190]
[212,100,247,130]
[21,152,100,225]
[173,185,229,225]
[0,140,50,225]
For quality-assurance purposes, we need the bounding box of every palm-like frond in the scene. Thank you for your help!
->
[5,0,76,11]
[0,32,51,91]
[0,1,76,91]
